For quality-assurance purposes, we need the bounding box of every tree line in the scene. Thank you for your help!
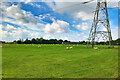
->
[1,38,120,45]
[13,38,70,44]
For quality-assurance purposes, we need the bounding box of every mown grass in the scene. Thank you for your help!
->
[2,44,118,78]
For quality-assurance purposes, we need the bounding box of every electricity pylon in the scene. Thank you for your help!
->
[87,0,113,48]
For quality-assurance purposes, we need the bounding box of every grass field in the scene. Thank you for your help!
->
[2,44,118,78]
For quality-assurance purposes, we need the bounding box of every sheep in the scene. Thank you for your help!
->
[66,47,69,50]
[69,47,73,49]
[0,46,2,48]
[94,47,99,50]
[38,46,41,48]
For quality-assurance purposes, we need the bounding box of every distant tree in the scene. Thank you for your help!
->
[31,38,36,44]
[24,38,31,44]
[13,40,16,42]
[64,40,70,42]
[39,38,44,44]
[12,37,120,45]
[115,38,120,45]
[36,38,40,44]
[17,39,22,44]
[0,41,5,43]
[58,39,63,44]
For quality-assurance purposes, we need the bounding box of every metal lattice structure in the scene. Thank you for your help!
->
[87,0,113,48]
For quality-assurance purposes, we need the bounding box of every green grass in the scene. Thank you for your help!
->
[2,44,118,78]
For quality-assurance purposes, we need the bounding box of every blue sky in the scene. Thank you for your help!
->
[0,0,119,42]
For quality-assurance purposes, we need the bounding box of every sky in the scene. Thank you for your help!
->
[0,0,119,42]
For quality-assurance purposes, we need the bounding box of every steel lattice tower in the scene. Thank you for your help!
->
[87,0,113,48]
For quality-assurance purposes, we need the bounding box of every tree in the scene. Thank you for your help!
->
[24,38,31,44]
[58,39,63,44]
[16,39,22,44]
[31,38,36,44]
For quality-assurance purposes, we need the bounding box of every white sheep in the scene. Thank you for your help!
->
[94,47,99,50]
[38,46,41,48]
[69,47,73,49]
[66,47,69,50]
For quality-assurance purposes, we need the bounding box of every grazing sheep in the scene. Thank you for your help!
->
[70,47,73,49]
[66,47,69,50]
[38,46,41,48]
[94,47,99,50]
[0,46,2,48]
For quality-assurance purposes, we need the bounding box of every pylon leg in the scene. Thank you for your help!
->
[87,0,113,48]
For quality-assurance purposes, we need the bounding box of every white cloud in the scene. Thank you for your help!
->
[0,24,42,42]
[24,0,32,4]
[0,24,88,42]
[0,4,45,31]
[0,1,118,42]
[101,27,107,32]
[1,0,119,2]
[44,20,70,33]
[73,22,89,31]
[29,3,41,8]
[43,30,88,42]
[111,27,119,40]
[46,2,96,21]
[75,11,93,21]
[6,4,37,24]
[5,24,17,31]
[1,17,44,31]
[46,1,118,21]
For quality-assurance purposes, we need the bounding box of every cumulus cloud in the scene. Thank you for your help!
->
[28,3,41,8]
[73,22,89,31]
[75,11,93,21]
[24,0,32,4]
[0,24,88,42]
[6,4,37,24]
[43,30,88,42]
[46,0,118,21]
[46,1,96,21]
[0,1,118,42]
[101,27,107,32]
[111,27,119,40]
[44,20,70,33]
[5,24,17,31]
[0,24,41,42]
[0,4,44,31]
